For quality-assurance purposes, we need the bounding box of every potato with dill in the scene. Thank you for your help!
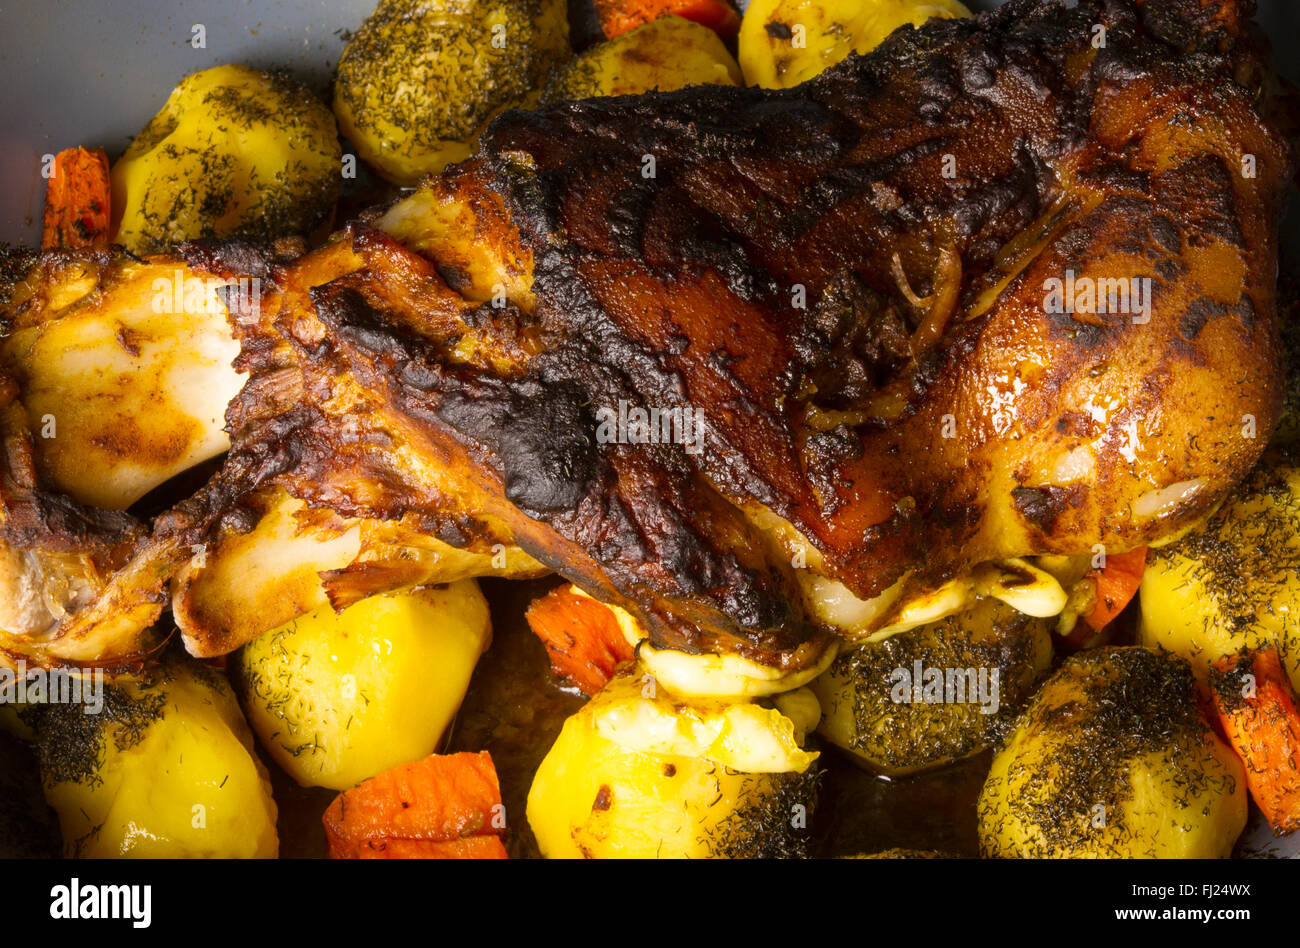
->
[111,64,341,255]
[234,581,491,791]
[977,647,1247,858]
[527,671,820,858]
[333,0,570,185]
[811,597,1053,775]
[540,15,741,105]
[1139,459,1300,690]
[30,660,279,858]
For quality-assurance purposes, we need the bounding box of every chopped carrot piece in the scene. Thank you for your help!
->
[1212,648,1300,835]
[323,751,506,859]
[1080,546,1147,632]
[525,585,636,695]
[593,0,741,40]
[41,147,112,249]
[354,836,508,859]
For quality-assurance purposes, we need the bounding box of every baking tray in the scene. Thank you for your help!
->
[0,0,1296,859]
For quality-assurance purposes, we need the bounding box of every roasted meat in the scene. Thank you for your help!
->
[0,247,245,512]
[1,0,1292,675]
[0,247,238,668]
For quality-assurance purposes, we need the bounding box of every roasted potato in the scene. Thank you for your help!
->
[334,0,569,184]
[811,597,1053,775]
[235,581,491,791]
[978,647,1247,858]
[32,660,279,858]
[1139,458,1300,691]
[112,65,340,254]
[738,0,970,89]
[540,15,741,104]
[527,671,819,857]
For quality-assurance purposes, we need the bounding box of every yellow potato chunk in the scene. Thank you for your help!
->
[527,671,818,858]
[34,661,278,858]
[738,0,970,89]
[977,647,1247,858]
[235,581,491,791]
[112,64,341,254]
[540,15,742,104]
[1139,460,1300,691]
[333,0,570,184]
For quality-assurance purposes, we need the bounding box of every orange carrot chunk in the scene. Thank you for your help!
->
[1081,546,1148,632]
[593,0,741,40]
[525,585,636,695]
[1212,648,1300,835]
[41,147,112,249]
[323,751,506,859]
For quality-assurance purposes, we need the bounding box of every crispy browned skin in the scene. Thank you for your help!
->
[178,0,1285,668]
[0,240,308,667]
[0,363,172,670]
[0,249,165,668]
[168,229,552,657]
[475,0,1290,601]
[1,0,1291,671]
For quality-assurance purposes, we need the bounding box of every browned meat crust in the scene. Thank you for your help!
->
[3,0,1292,671]
[217,0,1291,666]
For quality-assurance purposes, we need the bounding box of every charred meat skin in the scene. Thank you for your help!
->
[217,0,1288,668]
[447,0,1288,659]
